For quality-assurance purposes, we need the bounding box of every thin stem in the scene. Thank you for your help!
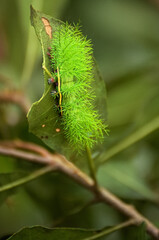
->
[86,146,97,186]
[99,116,159,164]
[0,140,50,157]
[0,166,55,193]
[83,219,136,240]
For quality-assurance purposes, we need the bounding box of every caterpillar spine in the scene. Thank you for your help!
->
[48,23,108,151]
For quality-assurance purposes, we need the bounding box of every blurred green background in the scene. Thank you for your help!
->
[0,0,159,239]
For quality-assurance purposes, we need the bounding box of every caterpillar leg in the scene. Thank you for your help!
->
[43,64,63,116]
[47,52,51,57]
[50,90,58,97]
[48,77,55,84]
[47,47,53,58]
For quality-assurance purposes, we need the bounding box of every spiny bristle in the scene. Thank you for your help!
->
[50,23,108,151]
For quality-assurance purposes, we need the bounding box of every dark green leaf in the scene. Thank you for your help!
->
[7,226,96,240]
[0,234,12,240]
[136,223,151,240]
[24,172,93,224]
[0,172,25,205]
[7,222,131,240]
[97,159,157,201]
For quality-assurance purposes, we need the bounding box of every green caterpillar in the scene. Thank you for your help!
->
[45,23,108,151]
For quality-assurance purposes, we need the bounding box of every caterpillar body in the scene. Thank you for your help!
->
[45,23,108,151]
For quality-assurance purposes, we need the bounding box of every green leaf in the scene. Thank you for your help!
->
[27,6,107,171]
[136,223,150,240]
[97,159,157,201]
[7,221,132,240]
[0,166,53,192]
[0,172,25,205]
[7,226,96,240]
[24,172,93,224]
[0,167,53,206]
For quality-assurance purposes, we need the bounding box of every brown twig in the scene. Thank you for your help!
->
[0,141,158,239]
[0,140,51,158]
[0,90,30,114]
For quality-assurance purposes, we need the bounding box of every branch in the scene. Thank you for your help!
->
[0,140,51,157]
[0,141,158,239]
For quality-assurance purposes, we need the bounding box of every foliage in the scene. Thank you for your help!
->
[28,6,108,172]
[50,23,108,150]
[0,0,159,239]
